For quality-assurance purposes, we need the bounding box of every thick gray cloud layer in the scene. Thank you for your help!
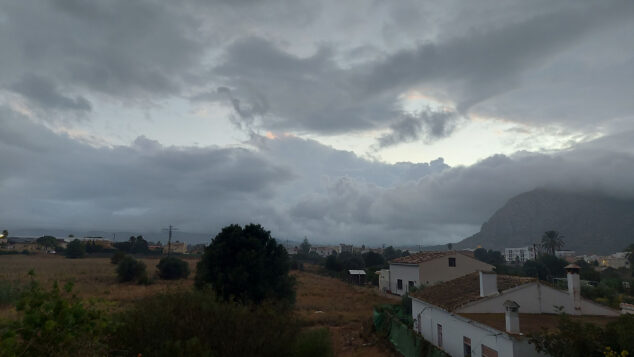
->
[1,1,634,244]
[2,108,634,245]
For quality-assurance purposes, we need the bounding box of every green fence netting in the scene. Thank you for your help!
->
[374,305,449,357]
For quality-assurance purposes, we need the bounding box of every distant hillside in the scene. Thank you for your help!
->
[454,189,634,255]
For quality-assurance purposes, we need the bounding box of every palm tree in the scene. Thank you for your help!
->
[541,231,564,256]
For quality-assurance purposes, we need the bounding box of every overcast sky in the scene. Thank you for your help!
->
[1,0,634,245]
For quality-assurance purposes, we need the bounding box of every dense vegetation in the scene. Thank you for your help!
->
[195,224,295,306]
[65,239,85,259]
[156,256,190,280]
[0,224,334,357]
[529,313,634,357]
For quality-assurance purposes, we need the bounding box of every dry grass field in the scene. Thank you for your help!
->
[0,255,399,357]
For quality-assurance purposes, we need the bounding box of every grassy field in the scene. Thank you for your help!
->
[0,255,398,357]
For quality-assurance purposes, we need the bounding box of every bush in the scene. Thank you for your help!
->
[65,239,85,259]
[111,290,299,357]
[157,257,190,280]
[0,280,111,357]
[110,250,126,265]
[0,281,22,306]
[292,328,334,357]
[116,256,147,283]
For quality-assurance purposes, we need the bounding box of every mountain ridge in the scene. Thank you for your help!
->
[452,188,634,255]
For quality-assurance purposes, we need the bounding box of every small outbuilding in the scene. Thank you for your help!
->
[348,269,366,285]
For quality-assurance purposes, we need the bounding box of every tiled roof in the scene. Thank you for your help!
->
[410,272,535,311]
[459,313,618,335]
[390,250,474,265]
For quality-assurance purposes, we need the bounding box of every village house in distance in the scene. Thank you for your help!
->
[383,251,494,295]
[410,265,619,357]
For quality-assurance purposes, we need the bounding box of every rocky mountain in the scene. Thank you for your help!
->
[454,189,634,255]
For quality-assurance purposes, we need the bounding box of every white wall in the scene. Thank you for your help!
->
[458,282,618,316]
[412,299,542,357]
[389,264,419,295]
[418,254,493,286]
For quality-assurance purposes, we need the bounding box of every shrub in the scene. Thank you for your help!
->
[0,281,22,306]
[157,257,190,280]
[116,256,147,283]
[110,250,126,265]
[292,328,334,357]
[65,239,85,259]
[111,290,299,357]
[0,280,111,357]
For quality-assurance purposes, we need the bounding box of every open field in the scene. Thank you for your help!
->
[0,255,398,356]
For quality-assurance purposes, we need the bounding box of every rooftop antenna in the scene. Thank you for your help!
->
[162,225,179,257]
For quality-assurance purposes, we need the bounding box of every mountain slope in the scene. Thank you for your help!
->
[455,189,634,254]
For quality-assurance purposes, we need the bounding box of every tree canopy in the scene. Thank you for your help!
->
[36,236,58,249]
[299,238,311,255]
[541,230,565,256]
[195,224,295,306]
[114,235,149,254]
[65,239,85,259]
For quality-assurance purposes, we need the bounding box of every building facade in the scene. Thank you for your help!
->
[411,268,618,356]
[504,247,535,263]
[388,251,494,296]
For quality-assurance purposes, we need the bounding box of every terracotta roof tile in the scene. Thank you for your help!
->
[410,272,535,311]
[459,313,618,335]
[390,250,474,265]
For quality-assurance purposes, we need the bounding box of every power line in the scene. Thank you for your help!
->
[161,225,179,257]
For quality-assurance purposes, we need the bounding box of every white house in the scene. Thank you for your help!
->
[410,265,619,357]
[388,251,494,296]
[504,247,536,263]
[309,246,338,257]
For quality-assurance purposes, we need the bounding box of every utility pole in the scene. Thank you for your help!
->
[162,225,179,257]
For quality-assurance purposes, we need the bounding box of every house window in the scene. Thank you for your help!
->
[437,324,443,347]
[397,279,403,290]
[448,257,456,267]
[481,345,498,357]
[408,281,415,289]
[463,337,471,357]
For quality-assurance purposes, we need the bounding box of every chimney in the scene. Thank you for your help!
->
[565,264,581,313]
[479,271,498,297]
[503,300,520,334]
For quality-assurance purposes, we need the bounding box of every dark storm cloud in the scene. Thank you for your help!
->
[285,132,634,244]
[203,1,634,140]
[376,110,461,148]
[210,37,394,133]
[0,1,202,102]
[1,1,633,139]
[3,107,634,245]
[2,0,634,245]
[11,74,91,113]
[0,109,294,231]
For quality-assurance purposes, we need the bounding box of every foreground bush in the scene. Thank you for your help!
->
[116,256,147,283]
[0,280,110,357]
[292,328,334,357]
[111,290,299,357]
[157,256,190,280]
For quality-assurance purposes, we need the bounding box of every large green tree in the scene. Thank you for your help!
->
[541,230,565,256]
[65,239,85,259]
[195,224,295,306]
[36,236,58,250]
